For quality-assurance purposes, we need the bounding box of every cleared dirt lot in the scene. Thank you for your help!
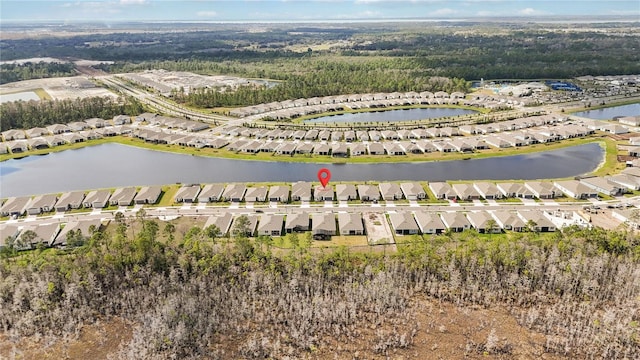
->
[363,211,394,245]
[0,76,116,100]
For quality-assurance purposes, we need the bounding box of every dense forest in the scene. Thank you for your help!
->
[0,62,76,85]
[1,214,638,359]
[0,96,144,129]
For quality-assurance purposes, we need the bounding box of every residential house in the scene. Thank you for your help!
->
[245,186,268,202]
[222,184,247,202]
[134,186,162,205]
[314,185,334,201]
[285,212,310,233]
[335,184,358,201]
[580,177,623,196]
[231,215,258,237]
[83,190,111,208]
[440,212,471,232]
[257,214,285,236]
[55,191,85,212]
[389,212,419,235]
[53,219,101,246]
[20,223,61,248]
[268,185,290,203]
[607,174,640,191]
[368,142,385,155]
[400,182,426,200]
[473,182,502,200]
[414,211,446,234]
[332,143,349,157]
[517,210,556,232]
[26,194,57,215]
[524,181,558,199]
[174,184,201,203]
[313,143,331,156]
[110,187,136,206]
[491,210,526,232]
[452,183,481,201]
[612,209,640,229]
[379,183,403,201]
[311,213,336,238]
[357,184,380,202]
[429,182,456,200]
[197,184,225,203]
[291,182,312,201]
[204,213,234,236]
[0,224,20,248]
[467,211,501,233]
[338,213,364,235]
[553,180,597,199]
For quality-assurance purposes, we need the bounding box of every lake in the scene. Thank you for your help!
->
[304,108,478,124]
[573,103,640,120]
[0,142,603,197]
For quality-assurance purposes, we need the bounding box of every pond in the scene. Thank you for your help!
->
[573,103,640,120]
[0,142,604,197]
[304,108,478,124]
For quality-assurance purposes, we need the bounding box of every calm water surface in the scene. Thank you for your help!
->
[0,142,603,197]
[573,103,640,120]
[304,108,478,124]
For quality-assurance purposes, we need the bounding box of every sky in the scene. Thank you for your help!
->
[1,0,639,23]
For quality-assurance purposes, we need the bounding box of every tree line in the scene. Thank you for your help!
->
[0,62,76,85]
[0,213,638,359]
[0,96,144,130]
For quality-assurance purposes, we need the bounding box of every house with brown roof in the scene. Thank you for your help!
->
[335,184,357,201]
[379,183,403,201]
[110,187,136,206]
[285,212,310,233]
[26,194,58,215]
[311,213,336,238]
[83,190,111,208]
[245,186,268,202]
[400,182,426,200]
[257,214,285,236]
[55,191,86,212]
[174,184,201,203]
[291,182,312,201]
[197,184,225,203]
[357,184,380,202]
[134,186,162,205]
[268,185,290,203]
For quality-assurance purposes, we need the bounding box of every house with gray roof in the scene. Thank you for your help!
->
[553,180,596,199]
[2,129,26,141]
[414,211,446,234]
[429,182,456,200]
[174,184,201,203]
[400,182,426,200]
[524,181,559,199]
[295,142,314,154]
[25,127,49,138]
[21,223,61,248]
[452,183,481,201]
[467,211,500,233]
[517,210,556,232]
[357,184,380,202]
[368,142,385,155]
[335,184,357,201]
[245,186,268,202]
[232,215,258,237]
[313,143,331,156]
[83,190,111,208]
[607,174,640,191]
[55,191,86,212]
[312,213,336,238]
[197,184,225,203]
[285,212,310,233]
[0,223,20,248]
[440,212,471,232]
[110,187,136,206]
[46,124,71,134]
[27,194,58,215]
[268,185,290,203]
[134,186,162,205]
[314,185,334,201]
[338,213,364,235]
[257,214,285,236]
[291,182,312,201]
[53,219,102,246]
[491,210,526,232]
[204,213,233,236]
[473,182,503,200]
[389,212,419,235]
[379,183,403,201]
[580,177,623,196]
[222,184,247,202]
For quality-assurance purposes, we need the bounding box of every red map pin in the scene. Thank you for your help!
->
[317,168,331,188]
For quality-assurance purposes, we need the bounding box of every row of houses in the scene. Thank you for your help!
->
[0,218,103,249]
[228,91,467,118]
[389,209,558,235]
[1,115,133,142]
[0,186,162,217]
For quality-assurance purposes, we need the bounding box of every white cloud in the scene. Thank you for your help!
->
[119,0,148,4]
[518,8,549,16]
[196,11,218,17]
[430,8,457,16]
